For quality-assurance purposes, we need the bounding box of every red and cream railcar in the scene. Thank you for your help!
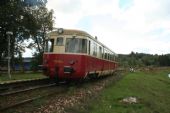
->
[43,28,118,80]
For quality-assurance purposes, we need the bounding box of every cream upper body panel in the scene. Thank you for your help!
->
[46,28,118,61]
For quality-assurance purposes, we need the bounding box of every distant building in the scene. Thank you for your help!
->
[0,57,33,72]
[14,57,32,71]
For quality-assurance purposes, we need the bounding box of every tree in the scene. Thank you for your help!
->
[28,6,54,53]
[118,52,170,68]
[158,55,170,66]
[0,0,54,71]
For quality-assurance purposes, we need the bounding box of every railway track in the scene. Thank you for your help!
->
[0,80,68,112]
[0,83,56,96]
[0,85,67,112]
[0,78,67,112]
[0,78,53,93]
[0,71,122,112]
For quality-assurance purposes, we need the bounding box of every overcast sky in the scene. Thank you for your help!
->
[45,0,170,55]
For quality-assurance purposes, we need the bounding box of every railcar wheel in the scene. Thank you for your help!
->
[53,76,59,84]
[89,73,98,80]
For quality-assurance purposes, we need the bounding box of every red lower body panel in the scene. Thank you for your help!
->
[43,54,117,80]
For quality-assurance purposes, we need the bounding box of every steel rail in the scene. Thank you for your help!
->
[0,78,52,93]
[0,83,56,96]
[0,88,67,112]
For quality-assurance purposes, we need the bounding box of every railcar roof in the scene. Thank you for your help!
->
[50,29,92,37]
[48,28,117,56]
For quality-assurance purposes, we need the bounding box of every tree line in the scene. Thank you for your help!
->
[118,52,170,68]
[0,0,54,71]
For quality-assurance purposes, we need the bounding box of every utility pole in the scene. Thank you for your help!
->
[6,31,13,79]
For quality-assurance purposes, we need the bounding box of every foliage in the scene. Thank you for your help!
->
[158,55,170,66]
[0,0,54,68]
[118,52,170,68]
[28,6,54,53]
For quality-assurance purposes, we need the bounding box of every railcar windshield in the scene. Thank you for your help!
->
[44,39,54,52]
[65,38,87,53]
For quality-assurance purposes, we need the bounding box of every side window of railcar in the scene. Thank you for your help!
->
[81,39,87,53]
[45,39,54,52]
[92,42,95,56]
[104,49,107,59]
[56,37,63,46]
[107,51,109,60]
[108,52,110,60]
[108,51,110,60]
[93,42,97,56]
[109,51,112,60]
[99,46,102,58]
[111,54,113,61]
[114,54,116,61]
[88,40,91,55]
[102,46,104,59]
[50,39,54,52]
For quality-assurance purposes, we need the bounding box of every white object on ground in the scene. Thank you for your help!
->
[120,97,138,104]
[168,74,170,78]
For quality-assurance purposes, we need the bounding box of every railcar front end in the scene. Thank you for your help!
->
[43,53,86,80]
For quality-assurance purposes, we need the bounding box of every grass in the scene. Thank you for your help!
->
[70,68,170,113]
[0,72,47,83]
